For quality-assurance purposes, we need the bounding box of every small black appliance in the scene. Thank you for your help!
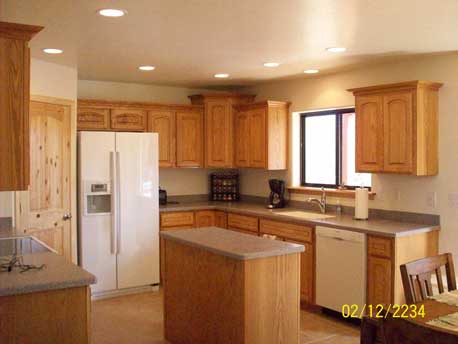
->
[159,187,167,205]
[267,179,286,209]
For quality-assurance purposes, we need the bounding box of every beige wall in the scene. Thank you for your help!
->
[78,80,215,104]
[77,79,216,195]
[239,52,458,257]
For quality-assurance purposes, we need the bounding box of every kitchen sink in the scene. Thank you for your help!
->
[276,210,335,220]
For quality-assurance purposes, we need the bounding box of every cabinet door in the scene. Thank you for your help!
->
[205,100,233,167]
[285,240,314,304]
[77,107,110,130]
[111,108,147,131]
[148,110,176,168]
[234,111,251,167]
[0,37,29,190]
[249,108,267,168]
[355,95,384,172]
[383,92,413,173]
[367,256,393,306]
[176,110,203,167]
[195,210,216,227]
[214,211,227,229]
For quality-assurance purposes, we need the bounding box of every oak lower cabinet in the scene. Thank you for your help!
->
[195,210,216,227]
[366,231,439,306]
[0,22,43,191]
[348,81,442,176]
[189,94,255,168]
[234,101,289,170]
[160,211,195,282]
[260,219,314,304]
[0,286,91,343]
[215,211,228,229]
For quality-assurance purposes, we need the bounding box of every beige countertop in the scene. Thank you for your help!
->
[160,227,305,260]
[0,237,96,297]
[160,201,439,238]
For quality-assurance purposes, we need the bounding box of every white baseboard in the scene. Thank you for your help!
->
[91,285,160,301]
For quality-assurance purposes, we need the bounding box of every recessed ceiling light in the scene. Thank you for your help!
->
[97,8,127,17]
[139,65,155,71]
[263,62,280,68]
[43,48,63,54]
[304,69,319,74]
[214,73,229,78]
[326,47,346,53]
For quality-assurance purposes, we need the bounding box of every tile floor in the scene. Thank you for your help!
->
[92,291,360,344]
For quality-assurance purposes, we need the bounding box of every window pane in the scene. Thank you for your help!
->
[342,113,371,187]
[304,115,336,185]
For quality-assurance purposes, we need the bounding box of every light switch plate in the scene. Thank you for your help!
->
[426,192,437,208]
[448,193,458,208]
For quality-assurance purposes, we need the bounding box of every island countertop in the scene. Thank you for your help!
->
[0,237,96,297]
[160,227,305,260]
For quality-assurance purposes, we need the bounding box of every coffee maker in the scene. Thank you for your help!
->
[267,179,286,209]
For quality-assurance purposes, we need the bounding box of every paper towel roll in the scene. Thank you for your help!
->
[355,188,369,220]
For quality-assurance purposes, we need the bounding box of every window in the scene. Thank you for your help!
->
[300,108,371,189]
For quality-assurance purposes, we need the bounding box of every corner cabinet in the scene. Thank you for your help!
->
[189,94,255,168]
[0,22,43,191]
[234,101,289,170]
[348,81,442,176]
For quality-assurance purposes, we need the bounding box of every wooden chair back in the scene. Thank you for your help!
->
[361,314,458,344]
[400,253,456,304]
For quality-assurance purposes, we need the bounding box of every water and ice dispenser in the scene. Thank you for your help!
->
[84,181,112,215]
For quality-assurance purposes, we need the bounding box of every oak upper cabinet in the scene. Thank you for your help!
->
[77,107,110,130]
[349,81,442,175]
[354,95,384,172]
[111,108,147,131]
[189,94,255,168]
[0,22,43,191]
[176,109,204,168]
[234,101,289,170]
[148,110,176,167]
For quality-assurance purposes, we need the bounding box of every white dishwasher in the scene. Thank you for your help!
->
[316,226,366,315]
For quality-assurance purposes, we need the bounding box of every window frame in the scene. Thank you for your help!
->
[300,107,365,190]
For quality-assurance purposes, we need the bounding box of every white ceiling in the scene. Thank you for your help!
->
[1,0,458,88]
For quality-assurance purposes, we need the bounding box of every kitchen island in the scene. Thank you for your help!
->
[0,236,96,343]
[161,227,304,344]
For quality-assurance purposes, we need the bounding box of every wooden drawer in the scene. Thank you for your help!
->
[111,108,147,131]
[227,213,258,233]
[260,219,313,243]
[77,107,110,130]
[228,227,258,236]
[161,212,194,228]
[368,235,393,258]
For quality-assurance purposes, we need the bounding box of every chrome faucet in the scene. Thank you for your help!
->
[306,187,327,213]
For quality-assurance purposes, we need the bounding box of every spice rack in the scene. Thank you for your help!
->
[209,171,239,202]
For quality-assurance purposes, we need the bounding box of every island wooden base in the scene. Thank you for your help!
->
[163,239,300,344]
[0,286,91,344]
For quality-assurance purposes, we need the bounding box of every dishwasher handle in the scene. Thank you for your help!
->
[316,226,365,243]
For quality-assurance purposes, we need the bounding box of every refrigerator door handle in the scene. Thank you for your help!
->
[116,151,122,254]
[110,151,118,255]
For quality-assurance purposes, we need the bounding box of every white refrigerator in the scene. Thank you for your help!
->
[78,131,159,295]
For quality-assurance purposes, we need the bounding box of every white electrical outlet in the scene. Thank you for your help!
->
[448,193,458,208]
[426,192,437,208]
[395,190,402,201]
